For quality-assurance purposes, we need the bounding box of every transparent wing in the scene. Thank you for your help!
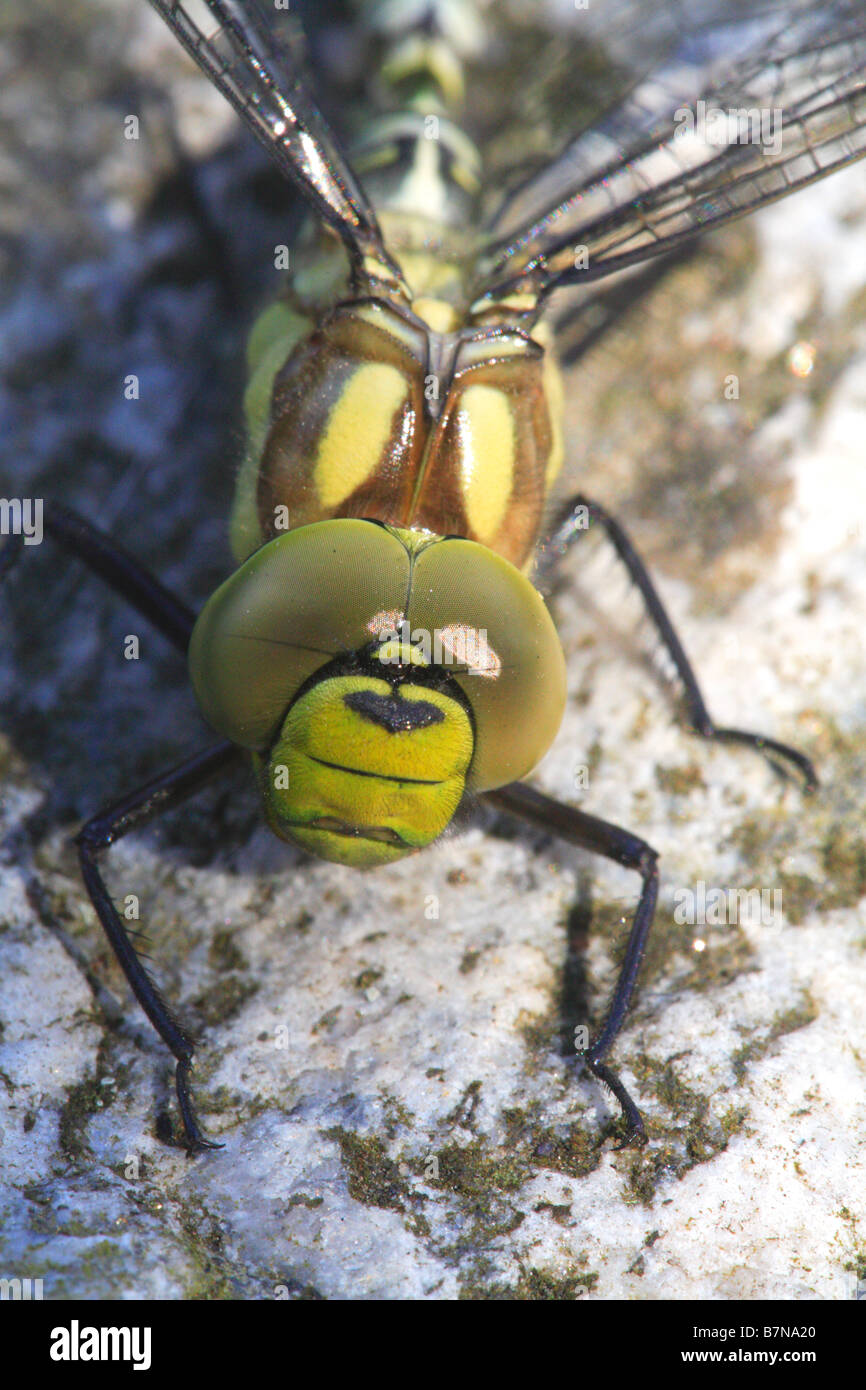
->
[147,0,403,288]
[471,0,866,310]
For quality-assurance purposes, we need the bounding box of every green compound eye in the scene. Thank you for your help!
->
[406,537,567,791]
[189,519,413,751]
[189,520,566,863]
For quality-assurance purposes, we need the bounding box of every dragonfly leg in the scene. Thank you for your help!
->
[3,500,236,1148]
[0,501,195,652]
[486,781,658,1147]
[539,493,817,791]
[77,741,241,1153]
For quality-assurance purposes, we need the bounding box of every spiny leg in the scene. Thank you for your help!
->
[487,781,658,1147]
[1,500,195,651]
[3,502,237,1149]
[77,741,241,1152]
[538,493,817,791]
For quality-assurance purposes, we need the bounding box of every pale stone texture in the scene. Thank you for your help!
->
[0,0,864,1301]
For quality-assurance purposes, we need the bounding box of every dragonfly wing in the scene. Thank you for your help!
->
[471,0,866,310]
[147,0,404,290]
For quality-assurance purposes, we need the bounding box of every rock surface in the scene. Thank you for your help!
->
[0,0,864,1300]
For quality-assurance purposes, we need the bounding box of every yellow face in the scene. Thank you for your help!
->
[189,520,567,868]
[257,674,474,867]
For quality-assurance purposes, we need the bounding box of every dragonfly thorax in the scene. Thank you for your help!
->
[231,291,564,572]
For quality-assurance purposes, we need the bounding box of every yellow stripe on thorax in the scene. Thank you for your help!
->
[531,320,564,491]
[231,302,312,563]
[456,383,514,543]
[314,361,407,509]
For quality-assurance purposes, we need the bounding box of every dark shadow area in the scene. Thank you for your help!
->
[0,5,304,854]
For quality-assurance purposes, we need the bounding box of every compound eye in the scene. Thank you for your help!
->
[188,520,411,750]
[409,539,566,790]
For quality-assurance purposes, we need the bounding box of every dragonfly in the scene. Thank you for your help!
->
[2,0,865,1156]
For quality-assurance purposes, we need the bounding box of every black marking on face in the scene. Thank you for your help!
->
[344,689,446,733]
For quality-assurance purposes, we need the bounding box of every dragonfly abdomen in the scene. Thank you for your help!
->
[317,0,486,306]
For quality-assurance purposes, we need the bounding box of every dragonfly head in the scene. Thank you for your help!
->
[253,665,473,867]
[189,520,566,868]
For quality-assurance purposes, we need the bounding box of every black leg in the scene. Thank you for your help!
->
[1,501,195,652]
[487,781,658,1147]
[538,493,818,791]
[77,741,242,1152]
[3,499,235,1148]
